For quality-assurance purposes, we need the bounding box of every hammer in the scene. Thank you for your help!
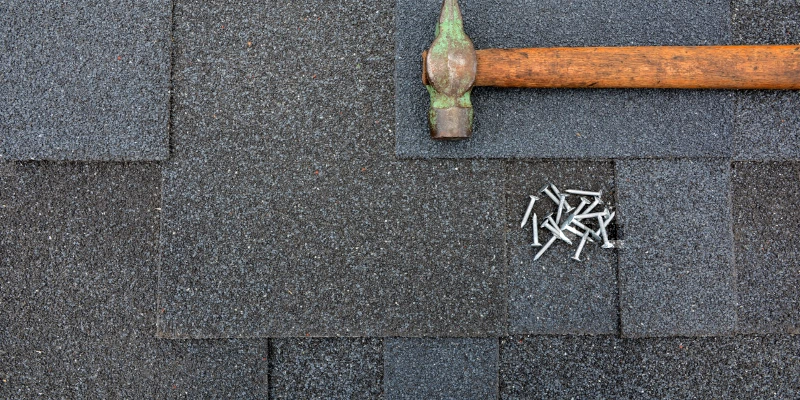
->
[423,0,800,140]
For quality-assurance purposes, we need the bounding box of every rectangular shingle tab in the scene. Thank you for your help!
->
[396,0,732,158]
[269,338,383,399]
[733,162,800,334]
[0,162,162,397]
[1,1,171,161]
[157,340,269,399]
[617,160,735,337]
[158,0,506,338]
[384,338,498,400]
[505,161,618,335]
[500,335,800,399]
[732,1,800,160]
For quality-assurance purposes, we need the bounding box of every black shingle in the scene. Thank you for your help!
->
[269,338,383,399]
[384,338,498,400]
[158,0,507,338]
[1,1,171,161]
[500,335,800,399]
[732,1,800,160]
[616,160,735,337]
[733,162,800,334]
[0,162,162,397]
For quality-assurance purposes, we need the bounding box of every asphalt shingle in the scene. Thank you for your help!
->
[0,163,273,398]
[158,0,507,338]
[395,0,732,158]
[733,162,800,334]
[269,338,383,399]
[505,161,618,335]
[384,338,498,400]
[616,160,735,337]
[732,0,800,160]
[1,1,171,161]
[158,339,269,399]
[0,162,162,397]
[500,335,800,399]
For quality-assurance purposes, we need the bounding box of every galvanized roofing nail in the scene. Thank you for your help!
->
[556,194,567,224]
[566,189,603,198]
[534,235,558,261]
[542,219,572,245]
[531,213,541,247]
[520,195,539,228]
[571,218,602,242]
[550,184,575,212]
[574,197,591,215]
[572,230,591,261]
[575,209,610,220]
[539,184,561,206]
[598,215,614,249]
[582,196,603,215]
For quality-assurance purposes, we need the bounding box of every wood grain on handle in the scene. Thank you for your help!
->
[474,45,800,89]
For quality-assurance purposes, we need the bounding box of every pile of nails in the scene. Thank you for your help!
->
[521,184,615,262]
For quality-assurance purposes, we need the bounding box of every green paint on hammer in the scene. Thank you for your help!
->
[423,0,477,140]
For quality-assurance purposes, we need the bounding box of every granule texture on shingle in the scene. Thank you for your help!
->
[384,338,498,400]
[395,0,733,158]
[157,339,269,399]
[616,159,735,337]
[732,0,800,160]
[0,163,273,397]
[0,162,163,397]
[1,1,171,161]
[500,335,800,399]
[158,0,507,338]
[733,162,800,334]
[505,161,618,335]
[269,338,383,400]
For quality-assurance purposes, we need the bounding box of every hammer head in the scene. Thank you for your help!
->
[423,0,476,140]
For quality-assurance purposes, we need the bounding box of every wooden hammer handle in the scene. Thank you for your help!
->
[475,45,800,89]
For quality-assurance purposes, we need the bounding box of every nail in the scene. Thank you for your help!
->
[531,213,541,247]
[520,195,539,228]
[598,215,614,248]
[542,219,572,245]
[540,212,553,227]
[558,213,574,231]
[566,189,603,197]
[571,218,602,242]
[582,196,603,215]
[539,184,560,206]
[572,230,591,261]
[550,184,575,212]
[575,209,610,220]
[593,211,615,240]
[534,235,558,261]
[556,194,566,225]
[573,197,591,215]
[563,224,584,239]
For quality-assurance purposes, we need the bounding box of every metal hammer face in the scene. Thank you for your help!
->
[422,0,476,140]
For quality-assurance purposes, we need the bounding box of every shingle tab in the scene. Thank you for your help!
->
[616,160,735,337]
[269,338,383,399]
[0,162,162,397]
[500,335,800,399]
[1,1,171,161]
[158,0,507,338]
[732,0,800,160]
[158,340,269,399]
[505,161,618,335]
[384,338,498,400]
[733,162,800,334]
[396,0,732,158]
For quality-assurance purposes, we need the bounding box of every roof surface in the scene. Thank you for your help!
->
[2,0,799,398]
